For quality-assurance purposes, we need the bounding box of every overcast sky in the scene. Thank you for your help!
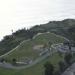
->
[0,0,75,40]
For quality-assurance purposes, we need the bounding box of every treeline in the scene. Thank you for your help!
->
[0,29,37,55]
[0,19,75,55]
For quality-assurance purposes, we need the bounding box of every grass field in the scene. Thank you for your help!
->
[0,32,66,75]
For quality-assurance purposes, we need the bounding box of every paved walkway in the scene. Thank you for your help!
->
[0,52,50,69]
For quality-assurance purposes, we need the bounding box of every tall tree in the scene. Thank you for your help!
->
[58,61,66,72]
[12,58,17,65]
[64,53,72,65]
[0,58,5,63]
[44,62,54,75]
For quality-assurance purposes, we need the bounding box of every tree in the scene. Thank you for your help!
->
[12,58,17,65]
[68,44,71,51]
[44,62,54,75]
[0,58,5,63]
[58,61,66,72]
[64,53,72,65]
[48,41,52,46]
[58,51,63,57]
[54,70,60,75]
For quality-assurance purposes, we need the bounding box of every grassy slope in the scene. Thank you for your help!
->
[0,32,66,75]
[0,53,64,75]
[4,32,65,62]
[0,19,75,56]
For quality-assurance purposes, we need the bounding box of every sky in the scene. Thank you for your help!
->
[0,0,75,40]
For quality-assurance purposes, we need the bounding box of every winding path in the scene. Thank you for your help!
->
[0,53,50,69]
[0,42,63,69]
[0,32,69,69]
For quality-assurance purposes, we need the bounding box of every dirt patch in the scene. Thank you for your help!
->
[33,45,44,51]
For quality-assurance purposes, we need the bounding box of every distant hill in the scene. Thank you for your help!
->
[31,19,75,43]
[0,19,75,55]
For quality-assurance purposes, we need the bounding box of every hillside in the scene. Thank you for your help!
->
[0,32,66,75]
[0,19,75,55]
[0,29,36,55]
[2,32,66,62]
[31,19,75,40]
[0,19,74,75]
